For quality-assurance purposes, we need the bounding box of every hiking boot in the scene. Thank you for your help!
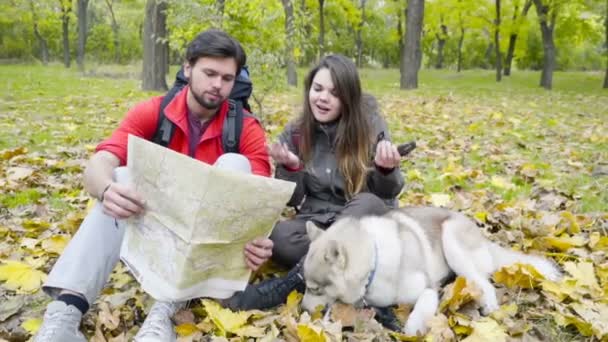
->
[372,306,402,331]
[223,262,305,311]
[33,301,86,342]
[133,301,185,342]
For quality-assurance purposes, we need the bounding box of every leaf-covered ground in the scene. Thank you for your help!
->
[0,64,607,341]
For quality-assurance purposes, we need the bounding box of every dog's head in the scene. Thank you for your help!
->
[301,218,371,313]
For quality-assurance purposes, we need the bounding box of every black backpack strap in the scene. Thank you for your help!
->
[151,69,187,147]
[222,99,244,154]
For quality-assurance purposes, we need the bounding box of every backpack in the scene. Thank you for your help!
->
[151,66,253,154]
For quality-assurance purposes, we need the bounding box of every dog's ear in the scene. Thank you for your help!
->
[306,221,324,242]
[324,239,347,269]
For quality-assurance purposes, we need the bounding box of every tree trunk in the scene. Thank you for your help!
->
[532,0,555,89]
[495,0,502,82]
[457,26,464,72]
[318,0,325,59]
[398,5,405,79]
[435,24,447,69]
[104,0,120,63]
[604,0,608,88]
[282,0,297,86]
[142,0,168,91]
[355,0,367,67]
[30,1,49,65]
[77,0,89,72]
[216,0,225,28]
[400,0,424,89]
[504,0,532,76]
[60,0,71,68]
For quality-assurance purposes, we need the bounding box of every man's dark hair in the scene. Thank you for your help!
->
[185,29,246,75]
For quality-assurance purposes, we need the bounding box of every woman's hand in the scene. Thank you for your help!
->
[374,140,401,169]
[268,142,301,169]
[244,238,274,271]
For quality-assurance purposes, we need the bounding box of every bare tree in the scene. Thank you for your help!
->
[318,0,325,59]
[532,0,556,89]
[355,0,367,67]
[29,0,49,65]
[504,0,532,76]
[401,0,424,89]
[282,0,297,86]
[142,0,168,91]
[495,0,502,82]
[76,0,89,71]
[59,0,72,68]
[104,0,120,63]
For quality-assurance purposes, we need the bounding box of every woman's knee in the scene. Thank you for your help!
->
[343,192,389,217]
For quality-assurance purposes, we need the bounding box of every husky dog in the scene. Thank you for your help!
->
[301,207,561,335]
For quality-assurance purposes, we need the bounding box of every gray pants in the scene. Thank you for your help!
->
[43,153,252,305]
[269,192,390,268]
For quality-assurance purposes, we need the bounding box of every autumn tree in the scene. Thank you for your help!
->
[604,0,608,88]
[318,0,325,59]
[495,0,502,81]
[59,0,72,68]
[76,0,89,71]
[282,0,297,86]
[29,0,49,65]
[401,0,424,89]
[504,0,532,76]
[531,0,558,89]
[142,0,168,91]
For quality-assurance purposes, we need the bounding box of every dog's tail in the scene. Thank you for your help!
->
[489,243,562,281]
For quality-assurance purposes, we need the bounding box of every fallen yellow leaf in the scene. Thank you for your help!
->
[21,318,42,334]
[175,323,199,337]
[461,318,507,342]
[296,324,326,342]
[202,299,251,336]
[564,261,601,292]
[493,263,545,289]
[439,277,481,312]
[0,260,47,293]
[41,235,70,255]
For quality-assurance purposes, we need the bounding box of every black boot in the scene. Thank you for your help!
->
[372,306,402,331]
[223,262,305,311]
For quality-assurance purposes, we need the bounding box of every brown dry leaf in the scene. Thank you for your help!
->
[98,302,120,331]
[426,313,455,341]
[174,309,196,326]
[329,303,374,328]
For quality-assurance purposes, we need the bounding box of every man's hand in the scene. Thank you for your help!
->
[374,140,401,169]
[268,142,300,169]
[101,182,145,220]
[244,237,273,271]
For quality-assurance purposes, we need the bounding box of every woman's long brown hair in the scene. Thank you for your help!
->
[298,54,372,198]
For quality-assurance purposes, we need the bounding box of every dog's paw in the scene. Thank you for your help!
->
[403,319,428,336]
[480,297,499,315]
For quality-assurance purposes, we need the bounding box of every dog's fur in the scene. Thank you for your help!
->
[301,207,562,335]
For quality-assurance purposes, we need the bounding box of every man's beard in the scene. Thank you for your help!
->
[190,84,222,110]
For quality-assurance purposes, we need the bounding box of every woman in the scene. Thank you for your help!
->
[226,54,405,310]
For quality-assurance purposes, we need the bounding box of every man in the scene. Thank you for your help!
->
[34,29,273,342]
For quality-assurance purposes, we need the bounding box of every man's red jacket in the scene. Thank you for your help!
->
[96,88,271,177]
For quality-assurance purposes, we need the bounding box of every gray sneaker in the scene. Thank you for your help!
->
[33,301,86,342]
[134,301,184,342]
